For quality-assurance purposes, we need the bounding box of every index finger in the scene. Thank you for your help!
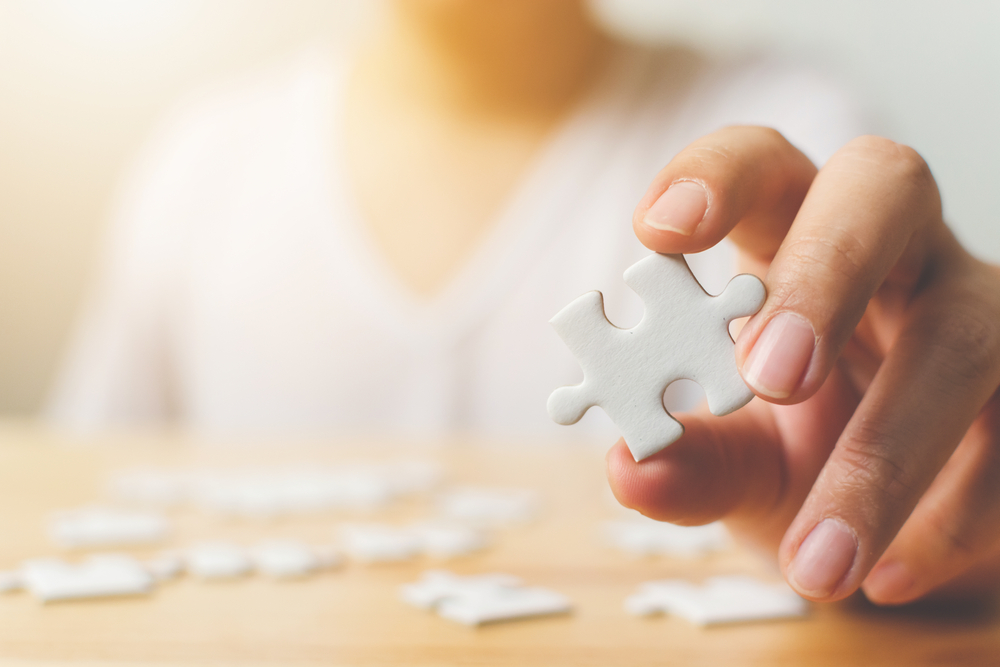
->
[633,125,817,258]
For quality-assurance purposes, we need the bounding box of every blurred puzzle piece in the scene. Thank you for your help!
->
[625,575,807,626]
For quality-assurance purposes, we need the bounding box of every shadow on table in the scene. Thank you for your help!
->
[839,590,1000,627]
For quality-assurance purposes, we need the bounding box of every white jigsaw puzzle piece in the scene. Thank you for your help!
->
[339,524,422,563]
[251,540,322,578]
[401,570,572,626]
[340,522,487,563]
[0,570,23,593]
[549,253,765,461]
[110,461,443,517]
[604,518,729,557]
[21,555,154,602]
[48,506,170,549]
[436,487,538,525]
[625,575,807,626]
[184,542,252,579]
[411,522,489,559]
[188,463,439,517]
[437,586,573,626]
[400,570,522,609]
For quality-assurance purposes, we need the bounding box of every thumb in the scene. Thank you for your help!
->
[605,403,783,527]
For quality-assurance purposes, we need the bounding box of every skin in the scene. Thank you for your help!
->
[344,0,611,296]
[349,0,1000,606]
[607,126,1000,605]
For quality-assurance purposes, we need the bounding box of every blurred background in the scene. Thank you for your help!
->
[0,0,998,417]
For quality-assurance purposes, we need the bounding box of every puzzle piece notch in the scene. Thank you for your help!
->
[549,253,765,461]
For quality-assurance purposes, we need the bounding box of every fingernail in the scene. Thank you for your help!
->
[864,561,915,603]
[788,519,858,598]
[742,312,815,399]
[642,181,708,235]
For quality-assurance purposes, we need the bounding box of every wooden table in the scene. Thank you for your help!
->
[0,423,997,666]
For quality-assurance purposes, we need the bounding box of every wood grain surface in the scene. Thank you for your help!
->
[0,422,996,666]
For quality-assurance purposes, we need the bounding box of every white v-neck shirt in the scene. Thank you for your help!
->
[47,46,865,442]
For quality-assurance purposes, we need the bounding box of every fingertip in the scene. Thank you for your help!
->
[632,180,720,255]
[782,517,859,602]
[604,425,737,525]
[605,439,638,507]
[862,560,918,606]
[605,437,689,522]
[632,214,707,255]
[641,180,709,236]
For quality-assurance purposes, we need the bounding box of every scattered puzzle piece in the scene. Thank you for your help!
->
[0,570,22,594]
[401,570,572,626]
[438,586,573,626]
[436,487,538,525]
[400,570,522,609]
[604,518,729,557]
[111,461,444,517]
[339,522,488,563]
[251,540,326,578]
[21,555,153,603]
[625,575,807,626]
[184,542,252,580]
[548,253,765,461]
[48,506,170,549]
[411,522,490,559]
[339,524,422,563]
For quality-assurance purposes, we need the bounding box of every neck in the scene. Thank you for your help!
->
[369,1,611,118]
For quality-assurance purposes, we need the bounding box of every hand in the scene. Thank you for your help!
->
[606,126,1000,605]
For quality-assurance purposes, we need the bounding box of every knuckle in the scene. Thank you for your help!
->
[785,228,868,284]
[909,305,1000,391]
[833,433,919,507]
[769,229,872,325]
[922,504,979,560]
[744,125,789,147]
[842,136,936,192]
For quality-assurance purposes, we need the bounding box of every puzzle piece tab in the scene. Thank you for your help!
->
[548,253,765,461]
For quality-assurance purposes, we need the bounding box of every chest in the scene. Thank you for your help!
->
[340,77,558,298]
